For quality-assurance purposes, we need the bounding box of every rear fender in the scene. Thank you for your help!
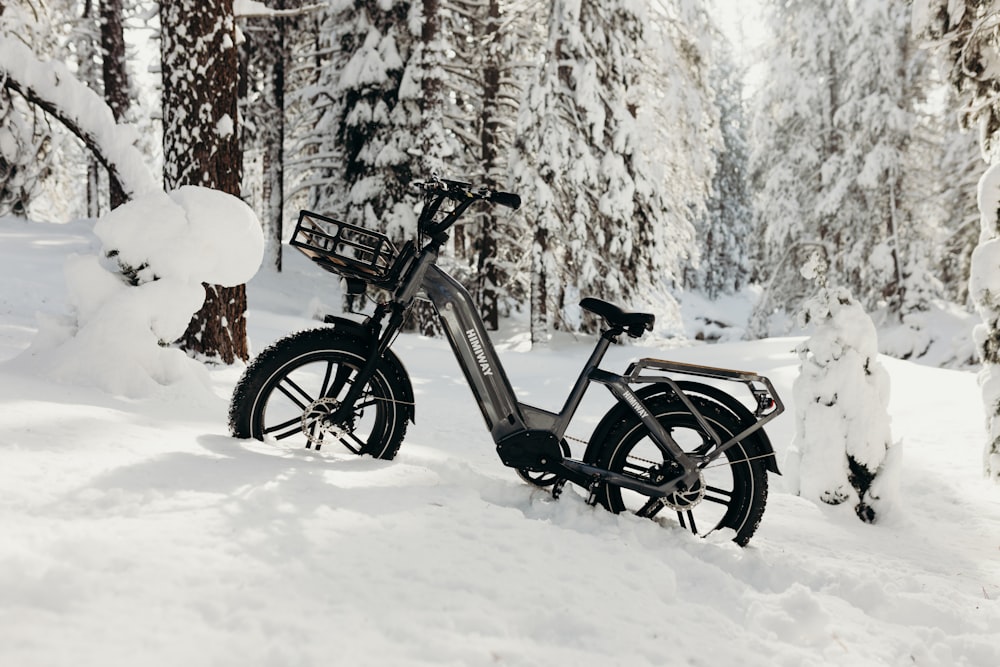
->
[584,381,779,474]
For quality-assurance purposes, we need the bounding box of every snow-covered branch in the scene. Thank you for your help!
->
[0,34,157,200]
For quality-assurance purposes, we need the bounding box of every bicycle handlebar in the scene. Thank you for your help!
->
[415,177,521,210]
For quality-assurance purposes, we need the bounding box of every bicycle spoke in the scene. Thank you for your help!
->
[276,376,314,410]
[264,415,304,440]
[703,485,733,506]
[319,361,335,397]
[354,396,377,411]
[338,431,366,455]
[685,510,699,535]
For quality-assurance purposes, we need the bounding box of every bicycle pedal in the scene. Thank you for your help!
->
[585,477,602,506]
[551,478,567,500]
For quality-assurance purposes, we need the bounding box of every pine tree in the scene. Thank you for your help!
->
[310,1,416,235]
[99,0,129,209]
[240,0,311,271]
[688,28,751,298]
[913,0,1000,479]
[749,0,850,333]
[160,0,249,363]
[511,0,696,343]
[444,0,538,329]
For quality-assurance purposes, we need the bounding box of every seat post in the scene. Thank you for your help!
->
[554,328,618,431]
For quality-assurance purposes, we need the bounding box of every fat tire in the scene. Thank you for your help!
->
[592,394,768,546]
[229,328,411,459]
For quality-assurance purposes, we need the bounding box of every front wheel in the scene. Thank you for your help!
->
[592,395,768,546]
[228,328,412,459]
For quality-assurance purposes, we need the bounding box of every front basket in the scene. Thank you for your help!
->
[290,211,397,284]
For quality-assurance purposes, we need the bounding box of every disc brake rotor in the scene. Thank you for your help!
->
[301,397,346,446]
[661,471,706,511]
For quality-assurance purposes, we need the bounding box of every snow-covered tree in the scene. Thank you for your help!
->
[750,0,851,331]
[445,0,539,329]
[751,0,938,335]
[935,125,983,306]
[828,0,937,318]
[160,0,249,363]
[0,33,155,203]
[914,0,1000,480]
[0,3,56,216]
[687,27,751,298]
[787,258,899,523]
[239,0,316,271]
[310,1,416,235]
[511,0,698,343]
[98,0,131,209]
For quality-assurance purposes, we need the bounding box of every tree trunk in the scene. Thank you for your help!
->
[476,0,502,331]
[160,0,248,364]
[260,0,286,272]
[99,0,129,209]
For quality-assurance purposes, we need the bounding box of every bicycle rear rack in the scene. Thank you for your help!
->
[622,357,785,467]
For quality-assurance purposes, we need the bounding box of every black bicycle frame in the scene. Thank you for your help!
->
[355,236,782,499]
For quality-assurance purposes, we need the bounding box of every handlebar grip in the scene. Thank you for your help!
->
[490,190,521,210]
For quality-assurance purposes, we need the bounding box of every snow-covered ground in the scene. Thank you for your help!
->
[2,216,998,666]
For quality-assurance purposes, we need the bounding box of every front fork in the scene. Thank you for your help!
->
[328,301,407,427]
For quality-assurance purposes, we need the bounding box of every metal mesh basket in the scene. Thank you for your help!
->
[290,211,397,284]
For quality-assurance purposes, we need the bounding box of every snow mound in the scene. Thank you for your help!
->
[786,287,899,521]
[17,187,264,397]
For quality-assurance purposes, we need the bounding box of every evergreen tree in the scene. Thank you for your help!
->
[99,0,130,209]
[913,0,1000,479]
[749,0,850,333]
[688,28,751,298]
[511,0,696,343]
[311,0,417,237]
[444,0,539,329]
[827,0,933,316]
[239,0,313,271]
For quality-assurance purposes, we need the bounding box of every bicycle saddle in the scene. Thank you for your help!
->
[580,297,654,338]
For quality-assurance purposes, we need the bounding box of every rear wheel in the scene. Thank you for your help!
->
[229,328,410,459]
[593,395,768,546]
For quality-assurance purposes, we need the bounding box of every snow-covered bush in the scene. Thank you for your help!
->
[971,163,1000,479]
[786,285,900,523]
[19,186,263,397]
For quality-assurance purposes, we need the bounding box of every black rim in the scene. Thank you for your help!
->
[605,411,753,539]
[252,351,391,455]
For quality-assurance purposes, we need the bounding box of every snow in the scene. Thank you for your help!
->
[2,217,1000,666]
[787,287,897,521]
[9,188,263,397]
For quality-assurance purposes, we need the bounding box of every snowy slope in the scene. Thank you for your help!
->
[1,217,998,667]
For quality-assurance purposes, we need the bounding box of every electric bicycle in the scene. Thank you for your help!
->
[229,177,784,545]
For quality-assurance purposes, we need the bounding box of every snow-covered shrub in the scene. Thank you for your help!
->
[786,286,900,523]
[972,163,1000,480]
[20,186,263,397]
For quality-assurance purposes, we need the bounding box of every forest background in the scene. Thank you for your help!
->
[0,0,986,363]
